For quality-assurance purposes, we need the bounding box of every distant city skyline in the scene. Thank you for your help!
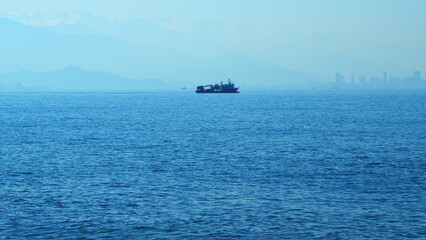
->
[334,70,426,89]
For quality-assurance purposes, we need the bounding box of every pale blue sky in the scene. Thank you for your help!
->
[1,0,425,78]
[1,0,425,27]
[1,0,425,45]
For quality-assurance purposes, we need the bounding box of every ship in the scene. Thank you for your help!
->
[196,79,239,93]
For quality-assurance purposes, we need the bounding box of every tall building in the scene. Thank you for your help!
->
[335,73,344,85]
[383,72,388,83]
[389,77,400,85]
[414,71,421,80]
[359,76,366,84]
[351,72,355,84]
[370,76,379,84]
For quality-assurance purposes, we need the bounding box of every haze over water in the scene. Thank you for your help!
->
[1,0,426,89]
[1,91,425,239]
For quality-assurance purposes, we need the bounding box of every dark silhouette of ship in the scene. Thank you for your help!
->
[196,79,239,93]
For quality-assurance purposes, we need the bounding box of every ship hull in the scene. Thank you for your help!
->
[196,89,239,93]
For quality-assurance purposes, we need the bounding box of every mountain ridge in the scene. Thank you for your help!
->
[0,66,173,91]
[0,18,327,88]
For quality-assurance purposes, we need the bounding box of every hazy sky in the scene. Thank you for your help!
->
[1,1,425,32]
[1,0,425,79]
[2,0,426,50]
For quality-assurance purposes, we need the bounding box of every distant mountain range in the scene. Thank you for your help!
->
[0,18,327,89]
[0,66,173,91]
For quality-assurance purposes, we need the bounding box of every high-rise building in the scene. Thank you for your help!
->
[335,73,344,85]
[414,71,421,80]
[383,72,388,83]
[389,77,400,85]
[370,76,379,84]
[351,72,355,84]
[359,76,366,84]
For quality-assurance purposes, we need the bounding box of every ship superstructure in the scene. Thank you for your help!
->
[196,79,239,93]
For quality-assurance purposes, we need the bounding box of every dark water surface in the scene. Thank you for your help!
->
[0,90,425,239]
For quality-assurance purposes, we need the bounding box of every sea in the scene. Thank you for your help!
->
[0,90,425,239]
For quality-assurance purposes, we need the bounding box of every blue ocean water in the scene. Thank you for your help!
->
[0,90,425,239]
